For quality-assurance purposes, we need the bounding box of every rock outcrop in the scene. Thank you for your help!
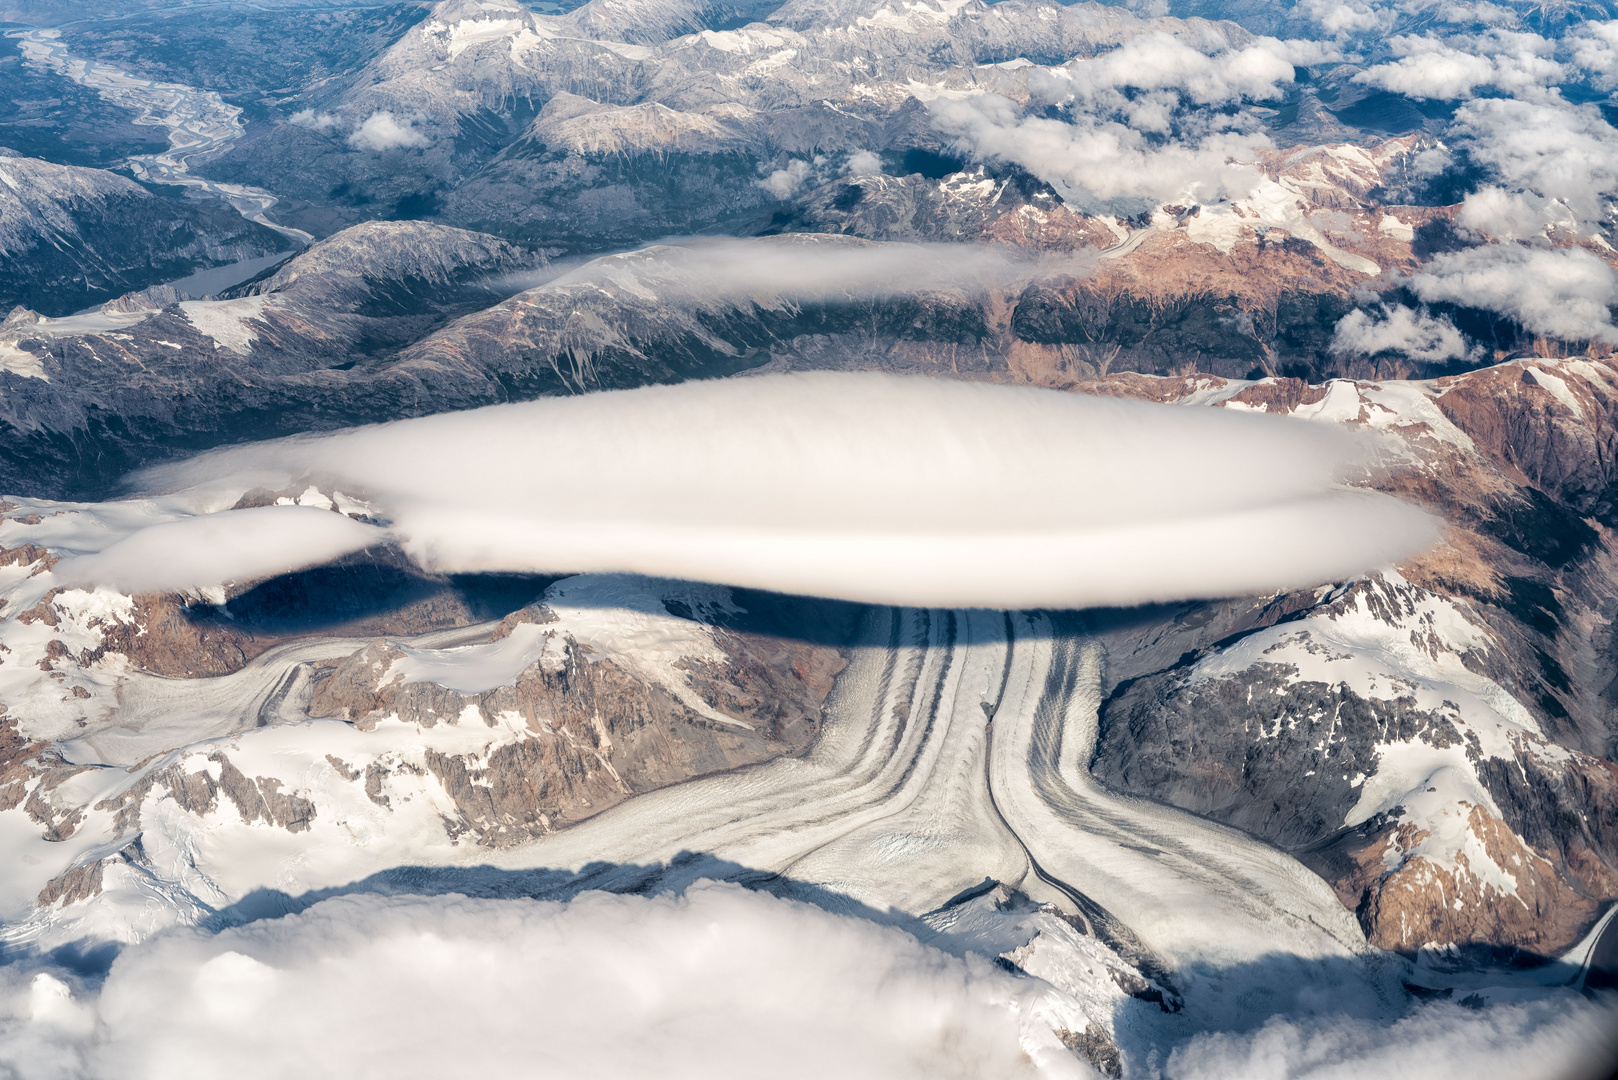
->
[1086,362,1618,960]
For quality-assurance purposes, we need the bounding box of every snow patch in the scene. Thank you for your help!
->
[178,297,270,355]
[389,622,552,696]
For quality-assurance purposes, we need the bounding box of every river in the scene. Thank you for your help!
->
[12,26,312,246]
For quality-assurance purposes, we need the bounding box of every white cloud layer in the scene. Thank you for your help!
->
[504,236,1100,300]
[1166,993,1618,1080]
[127,373,1438,609]
[1330,305,1475,362]
[0,885,1086,1080]
[347,111,431,151]
[1406,244,1618,343]
[4,888,1614,1080]
[51,505,386,594]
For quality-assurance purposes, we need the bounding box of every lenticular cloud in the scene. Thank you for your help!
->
[137,372,1439,608]
[52,505,385,594]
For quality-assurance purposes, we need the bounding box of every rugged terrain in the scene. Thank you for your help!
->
[3,0,1618,1072]
[0,152,289,316]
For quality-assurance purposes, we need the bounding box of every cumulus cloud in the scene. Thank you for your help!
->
[1330,305,1476,362]
[925,31,1322,212]
[51,505,386,594]
[1354,31,1563,99]
[1166,994,1618,1080]
[0,885,1082,1080]
[1407,243,1618,343]
[1456,187,1576,241]
[1298,0,1393,38]
[845,149,883,177]
[929,94,1268,212]
[1049,33,1298,106]
[1567,20,1618,90]
[1447,97,1618,236]
[759,159,811,198]
[129,372,1438,609]
[287,109,337,133]
[347,111,431,151]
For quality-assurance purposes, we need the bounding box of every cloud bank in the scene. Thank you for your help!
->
[124,373,1438,609]
[1354,31,1564,99]
[508,237,1099,301]
[1166,992,1618,1080]
[0,885,1080,1080]
[1448,98,1618,236]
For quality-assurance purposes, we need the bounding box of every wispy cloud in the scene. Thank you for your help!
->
[490,236,1099,302]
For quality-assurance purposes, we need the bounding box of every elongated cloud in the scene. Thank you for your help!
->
[0,886,1081,1080]
[127,373,1438,609]
[493,235,1099,301]
[51,506,385,594]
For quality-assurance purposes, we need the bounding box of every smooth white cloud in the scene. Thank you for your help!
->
[347,111,431,151]
[51,505,386,594]
[132,372,1439,609]
[1166,993,1618,1080]
[0,886,1084,1080]
[500,237,1099,301]
[1407,244,1618,343]
[1330,305,1475,362]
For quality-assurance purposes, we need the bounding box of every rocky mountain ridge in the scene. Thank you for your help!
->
[1072,360,1618,962]
[0,153,289,317]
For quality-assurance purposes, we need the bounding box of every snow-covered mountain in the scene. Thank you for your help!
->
[0,153,288,316]
[5,0,1618,1073]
